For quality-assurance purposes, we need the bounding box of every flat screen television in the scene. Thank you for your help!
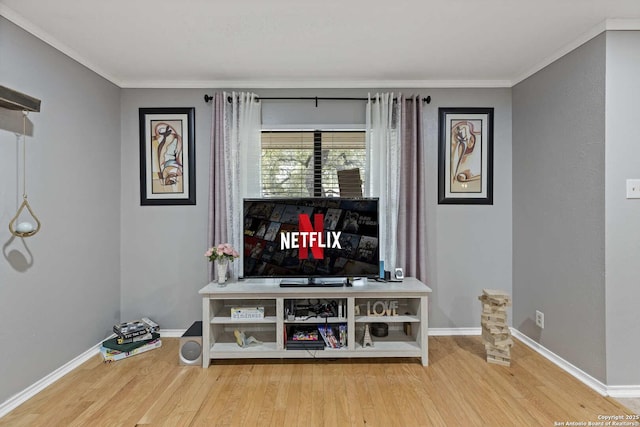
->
[243,197,379,283]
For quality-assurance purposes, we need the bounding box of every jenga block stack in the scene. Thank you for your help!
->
[478,289,512,366]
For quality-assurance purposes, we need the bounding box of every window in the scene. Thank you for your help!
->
[261,130,366,197]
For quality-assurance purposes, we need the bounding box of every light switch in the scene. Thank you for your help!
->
[626,179,640,199]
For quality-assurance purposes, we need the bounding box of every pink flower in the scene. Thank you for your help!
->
[206,243,240,262]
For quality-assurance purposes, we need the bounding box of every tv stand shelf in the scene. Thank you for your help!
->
[199,277,432,367]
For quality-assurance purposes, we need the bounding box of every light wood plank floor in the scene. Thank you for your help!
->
[0,336,636,426]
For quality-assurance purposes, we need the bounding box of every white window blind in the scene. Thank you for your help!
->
[261,130,366,198]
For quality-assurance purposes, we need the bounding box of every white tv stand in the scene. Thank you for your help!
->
[199,277,432,367]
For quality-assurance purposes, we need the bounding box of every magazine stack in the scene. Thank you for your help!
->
[100,317,161,362]
[318,324,347,349]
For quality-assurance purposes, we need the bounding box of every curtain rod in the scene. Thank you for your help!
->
[203,94,431,106]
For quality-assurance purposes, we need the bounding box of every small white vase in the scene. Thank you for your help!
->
[216,258,229,285]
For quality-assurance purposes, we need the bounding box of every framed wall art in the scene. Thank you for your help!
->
[438,107,493,205]
[139,107,195,205]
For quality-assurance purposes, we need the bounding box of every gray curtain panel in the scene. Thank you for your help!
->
[208,92,228,281]
[397,96,427,282]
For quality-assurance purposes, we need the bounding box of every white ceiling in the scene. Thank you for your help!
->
[2,0,640,88]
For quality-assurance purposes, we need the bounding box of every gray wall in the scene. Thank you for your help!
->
[604,31,640,386]
[512,34,606,381]
[119,90,212,329]
[427,89,512,329]
[0,17,121,403]
[118,87,512,331]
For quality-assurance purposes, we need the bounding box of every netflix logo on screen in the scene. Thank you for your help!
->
[279,214,342,259]
[243,198,380,278]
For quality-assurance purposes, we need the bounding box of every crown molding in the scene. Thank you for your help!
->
[119,79,513,89]
[0,4,510,90]
[0,7,513,92]
[605,18,640,30]
[0,4,122,87]
[512,18,640,86]
[511,20,607,86]
[4,7,640,91]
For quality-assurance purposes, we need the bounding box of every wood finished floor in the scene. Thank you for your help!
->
[0,336,635,427]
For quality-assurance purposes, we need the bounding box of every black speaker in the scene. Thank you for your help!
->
[179,321,202,366]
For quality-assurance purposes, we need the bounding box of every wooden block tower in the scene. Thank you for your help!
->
[478,289,513,366]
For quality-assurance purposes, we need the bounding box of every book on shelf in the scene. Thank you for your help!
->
[287,325,320,341]
[285,340,325,350]
[113,317,159,339]
[317,324,347,349]
[103,332,160,352]
[100,338,162,362]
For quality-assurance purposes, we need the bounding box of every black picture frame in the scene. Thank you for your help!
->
[139,107,196,205]
[438,107,494,205]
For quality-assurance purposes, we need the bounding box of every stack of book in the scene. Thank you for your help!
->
[100,317,161,362]
[478,289,513,366]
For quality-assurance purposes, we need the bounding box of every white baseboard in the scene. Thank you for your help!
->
[160,329,186,338]
[0,329,184,419]
[429,327,481,336]
[607,386,640,398]
[433,328,640,398]
[3,327,638,419]
[0,338,103,419]
[510,329,609,396]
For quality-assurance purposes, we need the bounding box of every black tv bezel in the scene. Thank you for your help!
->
[242,197,380,280]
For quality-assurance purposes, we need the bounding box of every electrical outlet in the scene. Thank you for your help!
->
[535,310,544,329]
[626,179,640,199]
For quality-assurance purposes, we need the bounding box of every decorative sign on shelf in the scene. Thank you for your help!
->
[367,300,399,317]
[231,307,265,320]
